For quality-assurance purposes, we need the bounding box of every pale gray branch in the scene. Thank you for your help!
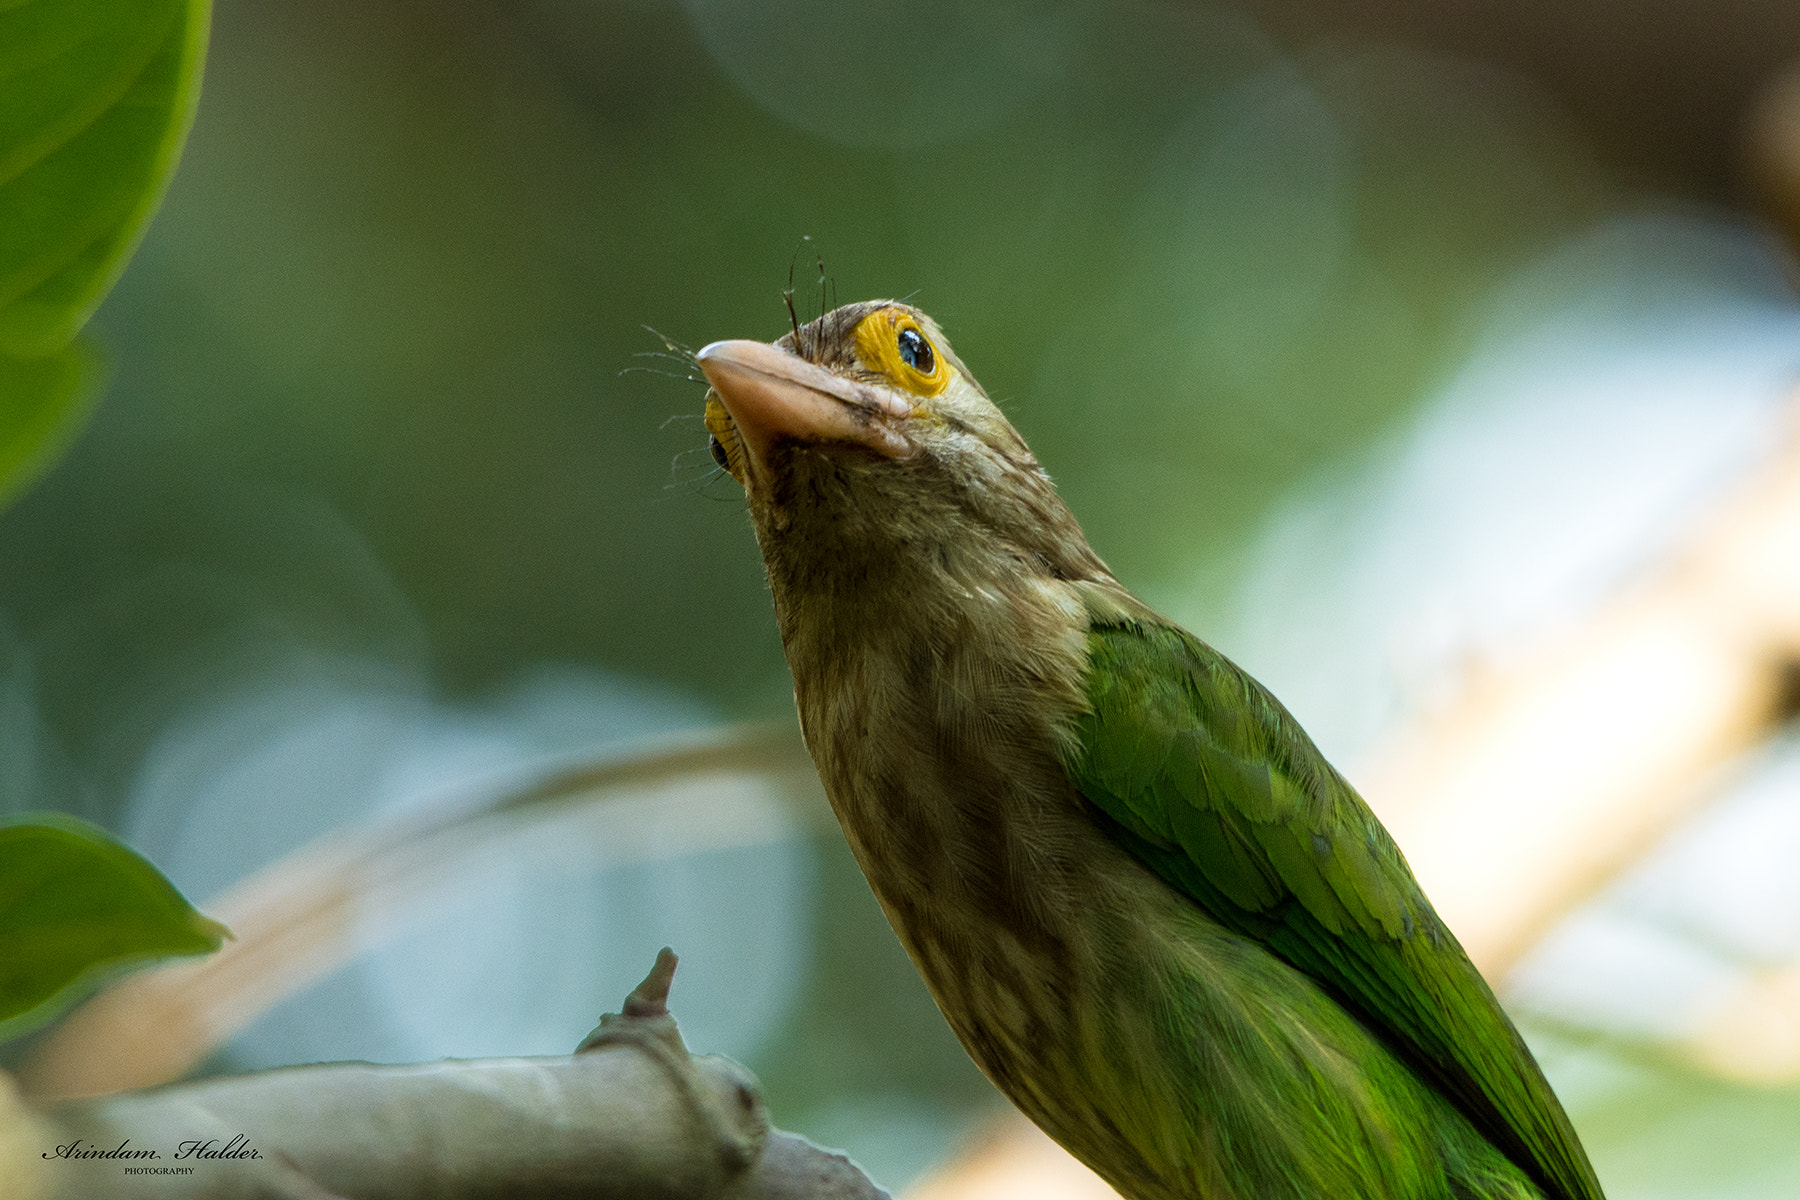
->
[27,952,888,1200]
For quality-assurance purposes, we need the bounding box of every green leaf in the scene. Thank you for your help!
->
[0,0,211,356]
[0,812,228,1038]
[0,0,211,506]
[0,339,101,510]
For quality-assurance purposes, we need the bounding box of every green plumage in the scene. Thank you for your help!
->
[1067,621,1604,1200]
[696,300,1607,1200]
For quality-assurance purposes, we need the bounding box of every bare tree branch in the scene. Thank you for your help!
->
[18,952,888,1200]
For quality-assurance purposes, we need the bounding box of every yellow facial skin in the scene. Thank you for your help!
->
[704,393,747,483]
[851,306,952,399]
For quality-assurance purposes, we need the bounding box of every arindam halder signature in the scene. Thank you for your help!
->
[43,1136,262,1161]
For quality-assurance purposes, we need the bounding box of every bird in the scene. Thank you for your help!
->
[694,299,1606,1200]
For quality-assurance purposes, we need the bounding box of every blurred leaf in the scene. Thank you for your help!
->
[0,0,210,504]
[0,811,227,1040]
[0,340,101,510]
[0,0,211,356]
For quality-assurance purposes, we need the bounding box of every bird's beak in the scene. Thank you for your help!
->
[696,340,914,482]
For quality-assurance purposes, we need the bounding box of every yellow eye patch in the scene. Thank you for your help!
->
[704,393,746,483]
[852,307,951,398]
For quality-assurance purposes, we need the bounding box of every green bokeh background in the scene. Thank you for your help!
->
[3,0,1616,720]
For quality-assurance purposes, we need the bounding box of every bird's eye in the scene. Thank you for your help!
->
[708,433,730,471]
[851,306,950,397]
[897,327,934,374]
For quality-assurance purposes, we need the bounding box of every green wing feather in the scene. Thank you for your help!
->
[1064,618,1605,1200]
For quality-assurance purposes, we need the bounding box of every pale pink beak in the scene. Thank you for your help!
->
[697,340,914,479]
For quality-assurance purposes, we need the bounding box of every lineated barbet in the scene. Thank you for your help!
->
[695,301,1605,1200]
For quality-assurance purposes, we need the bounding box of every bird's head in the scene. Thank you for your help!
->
[697,300,1106,603]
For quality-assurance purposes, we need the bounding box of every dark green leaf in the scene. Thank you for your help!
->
[0,0,211,505]
[0,812,228,1038]
[0,340,101,510]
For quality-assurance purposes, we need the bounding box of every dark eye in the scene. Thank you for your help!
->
[708,434,729,470]
[897,327,934,374]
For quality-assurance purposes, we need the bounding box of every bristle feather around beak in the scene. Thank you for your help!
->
[696,339,914,478]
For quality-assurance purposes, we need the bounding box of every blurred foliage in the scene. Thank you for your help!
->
[1530,1027,1800,1199]
[0,0,1615,740]
[0,812,225,1039]
[0,0,223,1053]
[0,346,99,512]
[0,0,210,508]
